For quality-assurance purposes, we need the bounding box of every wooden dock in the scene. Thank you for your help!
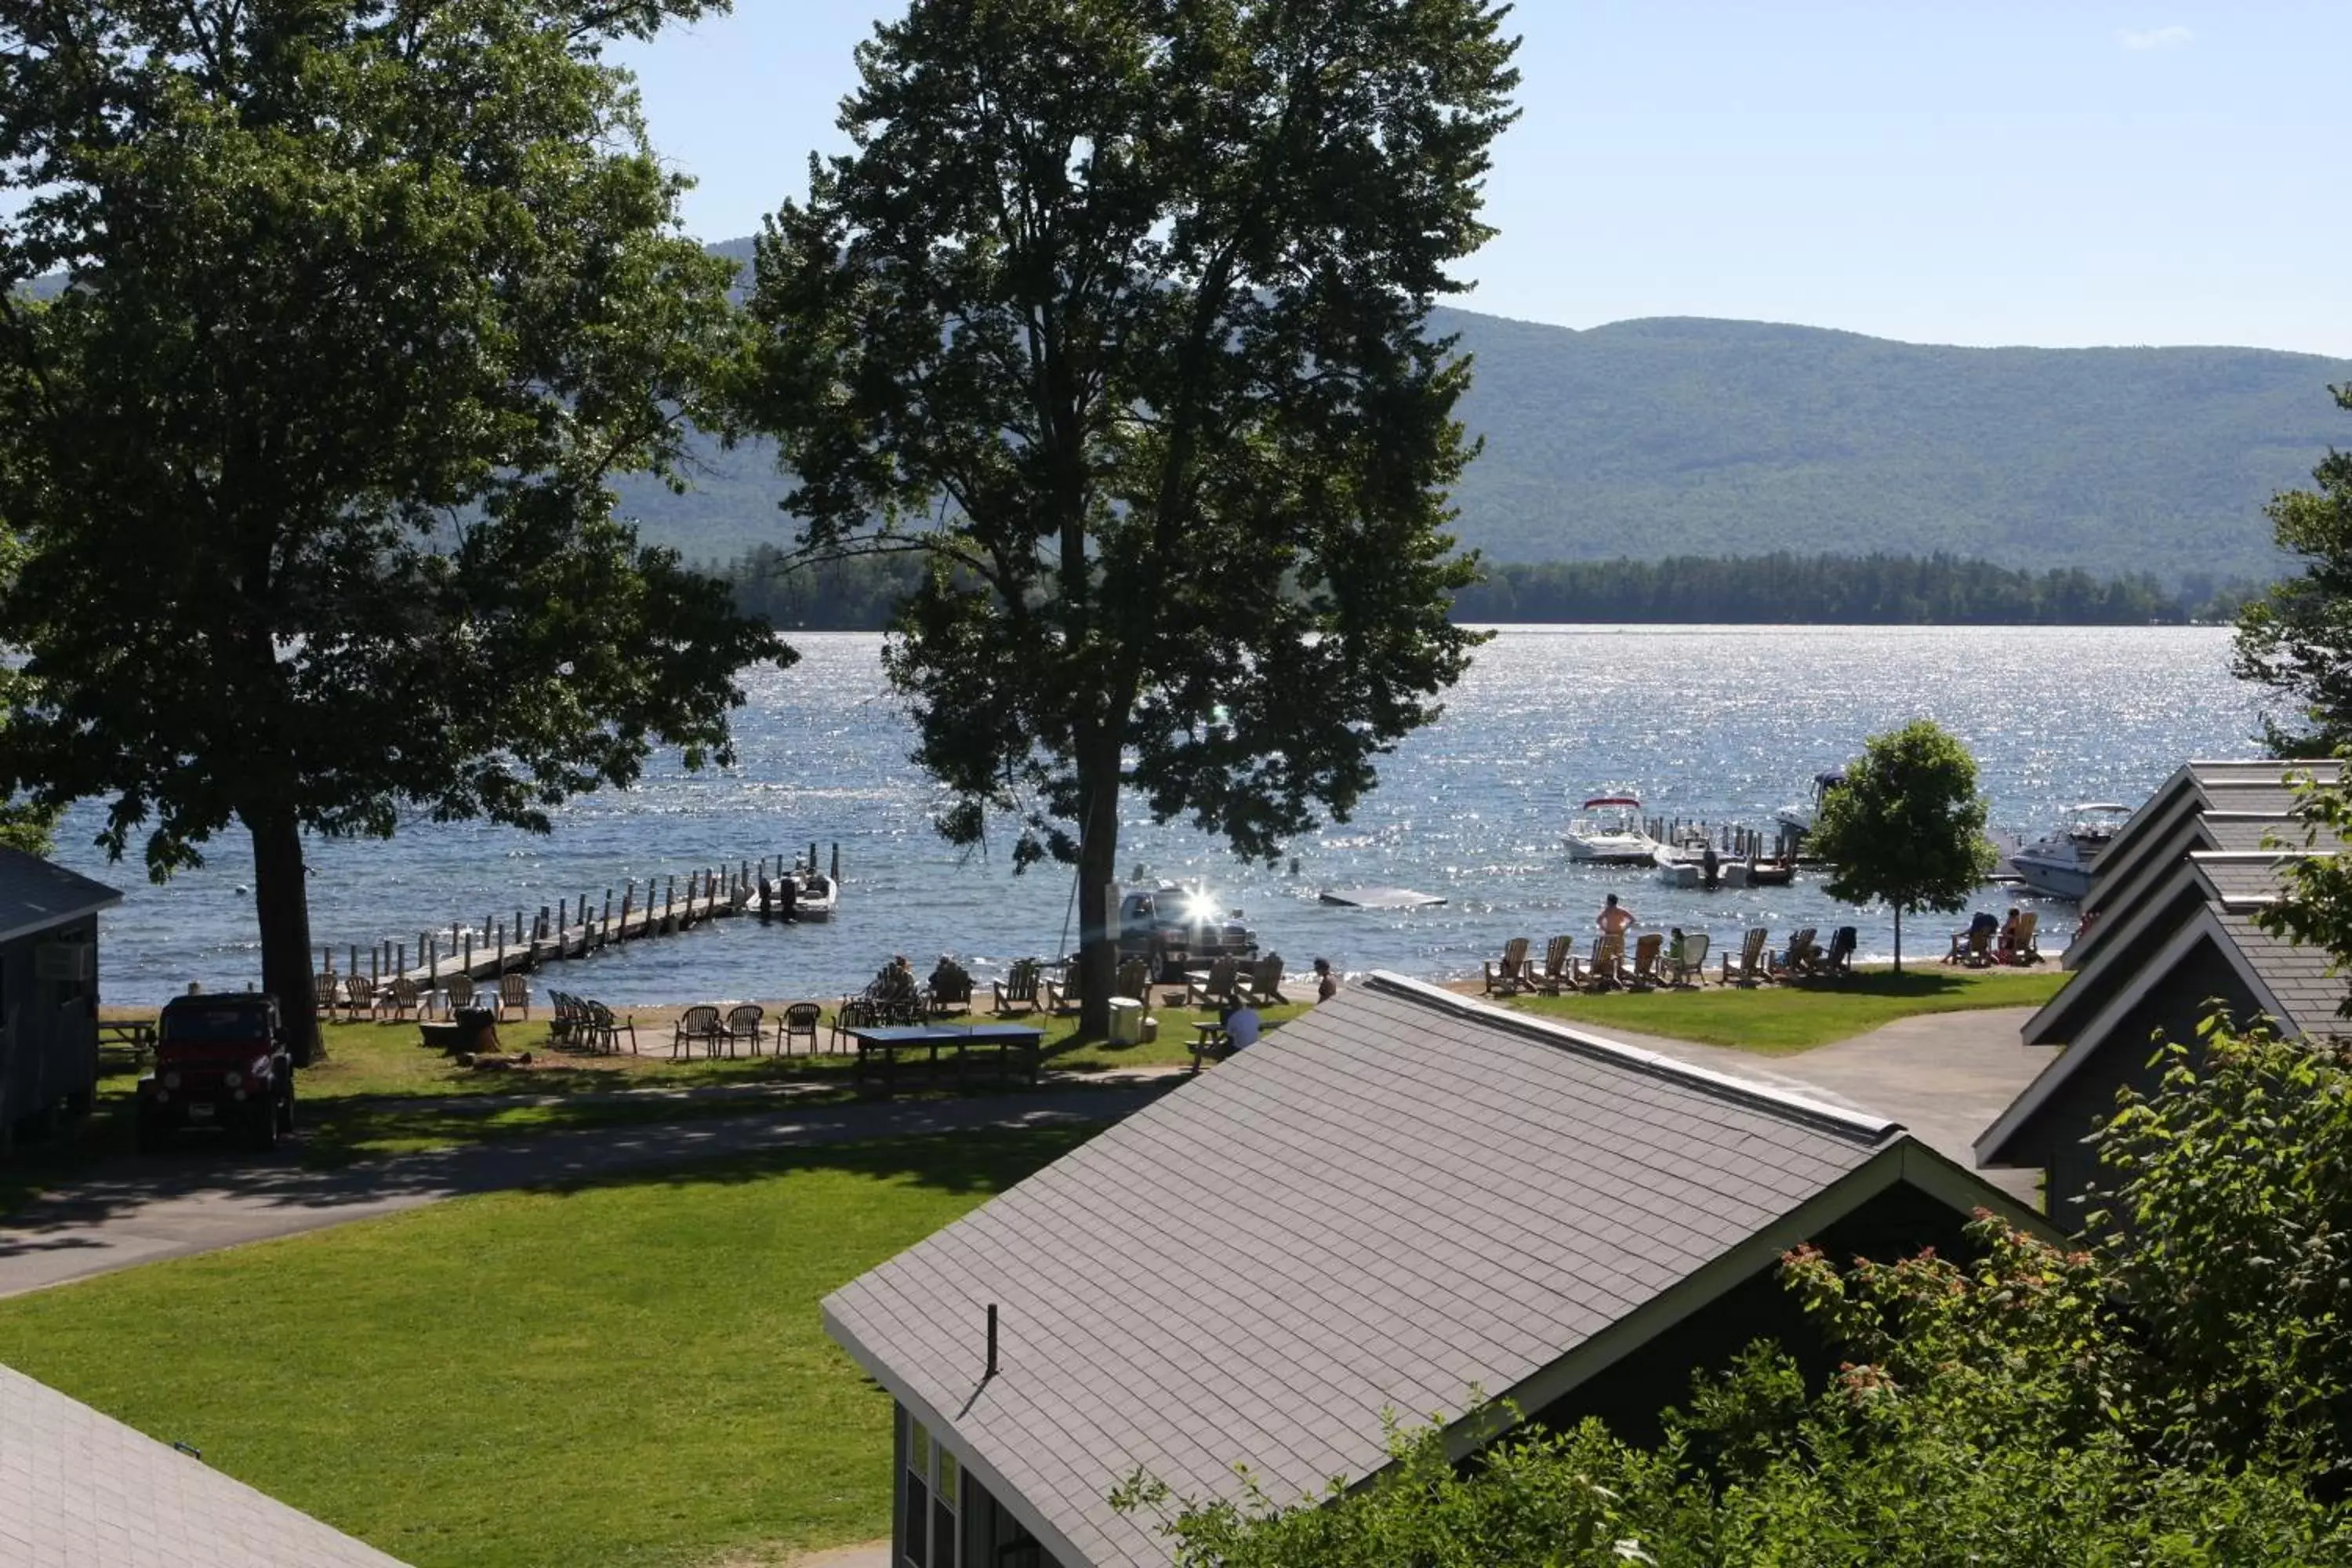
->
[319,845,840,996]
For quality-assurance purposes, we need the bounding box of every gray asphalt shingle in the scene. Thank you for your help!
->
[2217,911,2349,1037]
[0,849,120,947]
[0,1361,410,1566]
[825,976,1906,1568]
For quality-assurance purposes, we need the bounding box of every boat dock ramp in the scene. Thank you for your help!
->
[319,844,840,993]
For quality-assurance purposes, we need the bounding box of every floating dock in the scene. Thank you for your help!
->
[1319,886,1448,910]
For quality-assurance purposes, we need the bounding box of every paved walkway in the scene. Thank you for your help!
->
[1588,1006,2051,1203]
[0,1083,1169,1301]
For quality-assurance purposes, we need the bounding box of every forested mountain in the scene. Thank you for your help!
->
[44,238,2336,583]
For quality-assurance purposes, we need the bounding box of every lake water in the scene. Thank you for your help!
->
[53,626,2266,1005]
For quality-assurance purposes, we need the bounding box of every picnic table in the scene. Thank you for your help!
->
[848,1022,1045,1095]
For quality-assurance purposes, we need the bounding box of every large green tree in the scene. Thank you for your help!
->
[2234,384,2352,756]
[0,1,778,1059]
[1806,718,1995,970]
[739,0,1518,1034]
[0,524,57,857]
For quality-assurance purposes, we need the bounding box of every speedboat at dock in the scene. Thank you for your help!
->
[1563,797,1663,865]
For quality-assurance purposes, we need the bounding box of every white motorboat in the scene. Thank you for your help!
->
[1563,796,1662,865]
[760,863,839,920]
[2005,803,2133,902]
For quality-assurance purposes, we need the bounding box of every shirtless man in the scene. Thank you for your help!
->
[1599,894,1635,938]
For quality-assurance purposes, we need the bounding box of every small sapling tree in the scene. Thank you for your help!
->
[1807,718,1996,970]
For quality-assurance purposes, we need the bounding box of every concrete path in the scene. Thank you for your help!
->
[1585,1006,2052,1203]
[0,1082,1169,1301]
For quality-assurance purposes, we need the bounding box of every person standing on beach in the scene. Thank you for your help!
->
[1599,894,1635,939]
[1312,957,1338,1002]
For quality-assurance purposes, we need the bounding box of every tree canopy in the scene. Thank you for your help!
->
[1806,719,1996,969]
[738,0,1519,1032]
[0,0,778,1055]
[2234,383,2352,755]
[0,525,57,857]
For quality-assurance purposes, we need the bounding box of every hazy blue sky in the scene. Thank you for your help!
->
[615,3,2350,356]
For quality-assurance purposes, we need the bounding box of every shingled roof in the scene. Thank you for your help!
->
[826,975,2042,1568]
[2084,760,2339,928]
[0,848,120,949]
[0,1361,409,1566]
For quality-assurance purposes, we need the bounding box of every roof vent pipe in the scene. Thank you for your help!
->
[985,1303,999,1378]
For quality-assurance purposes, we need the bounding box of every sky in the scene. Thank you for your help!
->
[614,2,2352,358]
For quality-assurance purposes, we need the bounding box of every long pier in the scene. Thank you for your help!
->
[318,844,839,996]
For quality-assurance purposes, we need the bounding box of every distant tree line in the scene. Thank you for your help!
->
[719,544,2256,630]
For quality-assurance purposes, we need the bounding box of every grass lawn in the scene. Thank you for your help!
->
[0,1000,1303,1214]
[1506,964,2069,1054]
[0,1127,1090,1568]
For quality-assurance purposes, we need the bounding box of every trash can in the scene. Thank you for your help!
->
[1108,996,1145,1047]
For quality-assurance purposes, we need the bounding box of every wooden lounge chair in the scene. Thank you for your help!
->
[496,972,530,1021]
[1624,932,1665,990]
[1767,927,1819,983]
[722,1004,765,1056]
[1947,924,1995,968]
[313,973,339,1019]
[1482,938,1531,996]
[1112,957,1152,1005]
[586,1000,637,1054]
[441,975,478,1018]
[1043,961,1083,1015]
[1522,935,1574,996]
[2010,910,2042,965]
[781,1001,822,1055]
[1720,927,1769,986]
[1241,955,1288,1006]
[340,974,375,1022]
[1185,956,1241,1009]
[672,1004,724,1059]
[1572,933,1624,992]
[1667,933,1711,988]
[993,959,1042,1016]
[1812,926,1857,978]
[376,976,423,1022]
[547,990,581,1044]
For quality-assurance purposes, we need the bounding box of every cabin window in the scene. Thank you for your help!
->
[902,1414,960,1568]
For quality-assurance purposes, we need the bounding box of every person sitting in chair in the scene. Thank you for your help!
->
[1996,908,2022,965]
[1312,956,1338,1002]
[1220,996,1261,1051]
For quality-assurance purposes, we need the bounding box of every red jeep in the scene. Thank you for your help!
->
[136,993,297,1153]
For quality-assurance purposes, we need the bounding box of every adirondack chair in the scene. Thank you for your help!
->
[440,974,478,1018]
[1112,958,1152,1004]
[993,958,1043,1016]
[1572,933,1624,992]
[1947,923,1995,968]
[1666,932,1711,988]
[377,976,424,1022]
[1768,928,1820,982]
[1523,935,1574,996]
[547,990,581,1043]
[313,973,339,1019]
[1720,927,1769,986]
[780,1002,822,1055]
[1624,932,1665,990]
[1185,956,1241,1008]
[586,999,637,1054]
[340,974,376,1022]
[496,972,530,1020]
[1482,938,1531,996]
[722,1004,765,1056]
[1043,960,1083,1015]
[672,1004,724,1059]
[1242,955,1288,1006]
[2012,909,2042,964]
[1813,926,1857,978]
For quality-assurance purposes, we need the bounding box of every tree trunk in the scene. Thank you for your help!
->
[1074,740,1122,1042]
[245,804,322,1065]
[1893,906,1904,974]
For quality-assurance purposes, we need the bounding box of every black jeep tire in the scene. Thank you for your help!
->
[135,1107,165,1154]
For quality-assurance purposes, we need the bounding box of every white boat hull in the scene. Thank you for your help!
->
[1565,836,1660,865]
[2006,851,2092,902]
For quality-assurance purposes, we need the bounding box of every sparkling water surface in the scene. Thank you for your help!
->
[55,626,2265,1004]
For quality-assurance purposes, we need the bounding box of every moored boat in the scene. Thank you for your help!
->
[2005,803,2132,902]
[1563,796,1662,865]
